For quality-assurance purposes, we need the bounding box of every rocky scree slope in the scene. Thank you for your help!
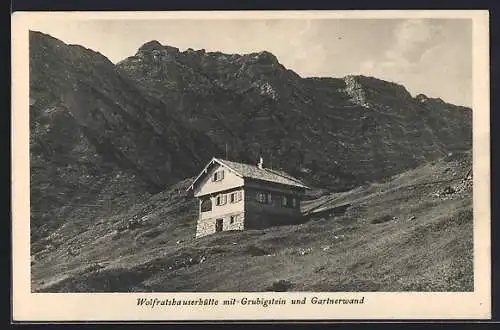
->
[118,40,472,190]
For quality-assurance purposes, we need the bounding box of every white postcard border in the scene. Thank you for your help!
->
[11,10,491,321]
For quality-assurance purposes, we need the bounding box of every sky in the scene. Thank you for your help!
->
[30,18,472,107]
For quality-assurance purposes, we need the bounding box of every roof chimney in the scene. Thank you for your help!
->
[257,156,264,169]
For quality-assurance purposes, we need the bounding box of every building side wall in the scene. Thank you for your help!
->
[194,163,244,197]
[243,185,304,229]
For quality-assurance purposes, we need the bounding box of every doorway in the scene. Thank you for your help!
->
[215,218,224,232]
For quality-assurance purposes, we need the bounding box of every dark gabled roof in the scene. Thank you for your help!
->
[217,158,310,188]
[187,157,310,192]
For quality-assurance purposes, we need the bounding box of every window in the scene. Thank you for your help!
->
[256,192,272,204]
[216,194,227,206]
[230,215,236,224]
[215,219,223,232]
[200,198,212,212]
[230,191,242,203]
[213,170,224,182]
[281,196,296,208]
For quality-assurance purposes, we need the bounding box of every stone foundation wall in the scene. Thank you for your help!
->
[195,211,245,238]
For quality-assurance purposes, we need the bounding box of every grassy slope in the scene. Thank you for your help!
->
[31,151,473,292]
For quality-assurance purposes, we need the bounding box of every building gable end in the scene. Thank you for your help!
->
[187,158,244,193]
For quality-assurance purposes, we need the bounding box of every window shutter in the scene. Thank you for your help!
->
[237,191,242,201]
[267,192,272,204]
[223,194,227,205]
[220,170,224,180]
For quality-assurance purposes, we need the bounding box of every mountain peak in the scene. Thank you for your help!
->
[138,40,163,52]
[136,40,180,57]
[415,93,449,105]
[247,50,279,65]
[415,93,430,103]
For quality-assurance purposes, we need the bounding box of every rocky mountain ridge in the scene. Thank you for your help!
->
[29,31,221,244]
[117,39,472,189]
[29,30,472,252]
